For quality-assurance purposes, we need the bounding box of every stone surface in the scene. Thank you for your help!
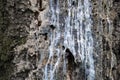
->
[0,0,120,80]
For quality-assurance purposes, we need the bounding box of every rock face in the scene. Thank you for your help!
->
[0,0,33,80]
[0,0,120,80]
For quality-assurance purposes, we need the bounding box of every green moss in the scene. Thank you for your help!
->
[0,0,27,80]
[0,32,27,80]
[0,54,8,61]
[18,37,27,45]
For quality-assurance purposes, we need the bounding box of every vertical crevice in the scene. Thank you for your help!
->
[65,48,76,80]
[38,0,45,11]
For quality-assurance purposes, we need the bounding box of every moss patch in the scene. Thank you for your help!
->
[0,0,27,80]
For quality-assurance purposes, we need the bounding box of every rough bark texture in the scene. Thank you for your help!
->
[0,0,119,80]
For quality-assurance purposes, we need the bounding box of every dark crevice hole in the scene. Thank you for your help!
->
[118,13,120,18]
[38,21,42,26]
[102,19,105,22]
[49,25,56,30]
[34,11,39,19]
[39,8,45,11]
[44,33,48,40]
[112,67,116,71]
[114,0,120,2]
[38,0,45,11]
[39,0,42,9]
[65,48,76,79]
[40,33,48,40]
[65,48,76,67]
[62,46,65,50]
[72,1,75,6]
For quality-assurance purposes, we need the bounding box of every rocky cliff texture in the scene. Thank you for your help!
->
[0,0,120,80]
[0,0,33,79]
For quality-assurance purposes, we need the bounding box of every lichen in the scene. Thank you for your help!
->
[0,0,27,80]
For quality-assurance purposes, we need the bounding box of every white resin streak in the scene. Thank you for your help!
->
[64,0,95,79]
[44,0,61,80]
[83,0,95,80]
[44,0,95,80]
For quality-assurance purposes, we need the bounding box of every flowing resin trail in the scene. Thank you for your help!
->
[43,0,95,80]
